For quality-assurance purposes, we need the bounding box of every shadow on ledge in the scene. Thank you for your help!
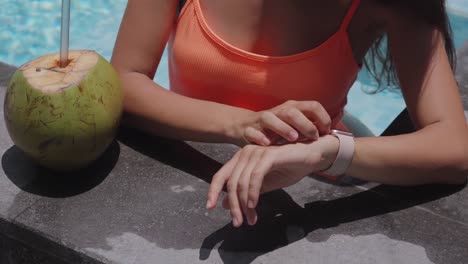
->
[1,141,120,198]
[117,125,223,184]
[200,182,466,264]
[115,126,467,264]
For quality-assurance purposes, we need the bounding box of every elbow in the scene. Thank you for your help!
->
[110,60,128,79]
[436,145,468,185]
[440,170,467,185]
[112,70,138,112]
[451,157,468,185]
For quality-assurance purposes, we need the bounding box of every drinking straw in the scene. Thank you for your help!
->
[59,0,70,67]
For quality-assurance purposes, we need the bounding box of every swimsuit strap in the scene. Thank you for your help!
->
[340,0,361,31]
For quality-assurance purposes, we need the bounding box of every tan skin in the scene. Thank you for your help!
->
[112,0,468,227]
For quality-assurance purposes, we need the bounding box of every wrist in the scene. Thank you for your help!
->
[312,135,340,171]
[224,108,255,146]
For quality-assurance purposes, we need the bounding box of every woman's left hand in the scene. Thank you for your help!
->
[206,135,339,227]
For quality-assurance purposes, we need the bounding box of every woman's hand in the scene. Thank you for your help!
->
[235,100,332,146]
[206,135,339,227]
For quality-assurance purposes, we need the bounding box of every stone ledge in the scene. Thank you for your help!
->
[0,62,16,87]
[0,218,102,264]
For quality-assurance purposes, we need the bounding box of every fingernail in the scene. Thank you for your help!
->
[288,131,298,141]
[233,218,239,227]
[206,200,212,209]
[248,200,255,209]
[262,137,270,146]
[248,214,258,226]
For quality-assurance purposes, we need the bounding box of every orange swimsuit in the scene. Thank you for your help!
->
[169,0,361,128]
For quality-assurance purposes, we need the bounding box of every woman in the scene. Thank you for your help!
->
[111,0,468,227]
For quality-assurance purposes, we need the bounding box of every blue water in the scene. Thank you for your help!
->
[1,0,468,134]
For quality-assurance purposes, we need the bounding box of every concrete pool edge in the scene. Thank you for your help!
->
[0,62,16,87]
[0,216,104,264]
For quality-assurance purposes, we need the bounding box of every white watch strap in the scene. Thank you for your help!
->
[322,130,355,176]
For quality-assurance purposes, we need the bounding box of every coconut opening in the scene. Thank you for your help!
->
[21,50,98,93]
[56,58,73,68]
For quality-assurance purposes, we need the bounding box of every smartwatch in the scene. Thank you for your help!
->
[321,129,355,177]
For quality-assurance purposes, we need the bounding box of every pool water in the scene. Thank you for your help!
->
[1,0,468,135]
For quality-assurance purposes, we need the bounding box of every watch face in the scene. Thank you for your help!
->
[331,129,354,137]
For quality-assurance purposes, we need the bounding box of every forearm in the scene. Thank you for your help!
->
[120,72,250,145]
[345,123,468,185]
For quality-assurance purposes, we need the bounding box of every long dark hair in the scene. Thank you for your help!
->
[366,0,456,92]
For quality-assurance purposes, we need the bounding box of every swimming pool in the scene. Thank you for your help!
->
[1,0,468,134]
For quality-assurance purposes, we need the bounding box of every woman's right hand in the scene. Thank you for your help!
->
[235,100,332,146]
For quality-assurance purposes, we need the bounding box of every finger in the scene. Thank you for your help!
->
[244,126,271,146]
[206,151,240,210]
[280,108,319,140]
[260,111,298,142]
[297,101,332,135]
[222,195,229,209]
[227,148,252,227]
[238,148,264,225]
[248,151,274,209]
[228,188,243,228]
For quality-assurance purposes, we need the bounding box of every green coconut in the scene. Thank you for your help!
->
[4,50,123,171]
